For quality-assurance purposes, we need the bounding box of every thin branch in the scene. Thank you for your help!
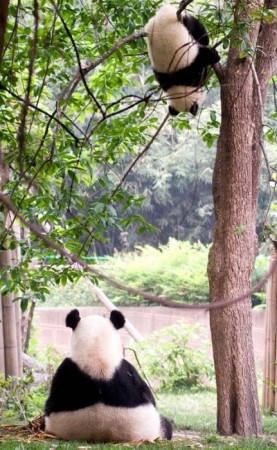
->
[50,0,105,118]
[250,60,272,180]
[111,113,169,198]
[177,0,194,21]
[57,30,147,105]
[17,0,39,173]
[0,82,79,142]
[0,192,276,311]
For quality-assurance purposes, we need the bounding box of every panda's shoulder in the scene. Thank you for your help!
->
[114,359,156,406]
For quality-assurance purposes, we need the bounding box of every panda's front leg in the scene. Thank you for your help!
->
[189,102,198,116]
[199,46,221,66]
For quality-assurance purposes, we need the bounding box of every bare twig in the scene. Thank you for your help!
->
[177,0,194,21]
[111,112,169,198]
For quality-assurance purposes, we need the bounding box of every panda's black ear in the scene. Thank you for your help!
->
[110,310,125,330]
[66,309,80,330]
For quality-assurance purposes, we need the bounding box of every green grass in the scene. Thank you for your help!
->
[159,389,217,432]
[158,389,277,435]
[1,389,276,449]
[1,436,277,450]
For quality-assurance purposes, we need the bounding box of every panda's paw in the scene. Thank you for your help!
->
[210,47,220,64]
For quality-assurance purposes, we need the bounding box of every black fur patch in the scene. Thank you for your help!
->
[160,415,173,440]
[65,309,80,330]
[190,102,198,116]
[182,14,209,46]
[154,46,219,91]
[168,106,179,116]
[110,310,125,330]
[45,358,155,414]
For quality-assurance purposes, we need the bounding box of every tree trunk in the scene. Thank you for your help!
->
[0,0,9,62]
[208,68,261,435]
[207,0,277,436]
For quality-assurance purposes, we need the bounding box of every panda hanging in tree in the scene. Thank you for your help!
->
[145,2,220,116]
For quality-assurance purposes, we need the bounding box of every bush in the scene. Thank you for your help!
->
[131,323,214,392]
[39,279,101,307]
[39,239,269,307]
[100,239,210,305]
[0,372,47,423]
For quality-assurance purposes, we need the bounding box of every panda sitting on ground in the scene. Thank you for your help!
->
[45,309,172,442]
[145,4,220,116]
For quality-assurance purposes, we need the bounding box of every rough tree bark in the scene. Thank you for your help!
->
[208,0,277,436]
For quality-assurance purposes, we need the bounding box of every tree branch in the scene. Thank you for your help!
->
[111,113,169,198]
[57,30,146,106]
[0,82,79,142]
[0,192,276,311]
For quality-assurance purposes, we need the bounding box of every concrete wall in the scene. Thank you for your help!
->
[34,306,266,371]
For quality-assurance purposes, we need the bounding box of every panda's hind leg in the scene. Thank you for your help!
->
[182,14,209,46]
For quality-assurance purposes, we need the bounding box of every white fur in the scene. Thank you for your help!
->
[70,315,123,380]
[45,403,164,442]
[165,85,206,112]
[145,5,198,73]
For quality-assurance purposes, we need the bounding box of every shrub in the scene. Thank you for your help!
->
[131,323,214,392]
[0,372,47,423]
[100,239,210,305]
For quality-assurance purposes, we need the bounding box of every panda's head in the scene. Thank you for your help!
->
[66,309,125,380]
[165,85,206,116]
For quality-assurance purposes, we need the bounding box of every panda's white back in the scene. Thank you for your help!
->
[145,5,198,73]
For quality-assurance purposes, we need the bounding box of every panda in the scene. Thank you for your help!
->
[145,4,220,116]
[45,309,172,442]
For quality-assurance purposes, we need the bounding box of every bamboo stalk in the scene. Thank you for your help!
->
[263,288,269,407]
[268,256,275,409]
[0,296,5,376]
[263,250,277,411]
[0,249,19,377]
[85,279,144,342]
[272,248,277,412]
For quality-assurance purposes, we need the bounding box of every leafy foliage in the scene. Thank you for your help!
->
[40,239,270,307]
[0,0,274,306]
[0,372,47,423]
[100,239,210,305]
[132,323,214,391]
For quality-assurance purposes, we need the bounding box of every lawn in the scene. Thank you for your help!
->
[1,390,276,449]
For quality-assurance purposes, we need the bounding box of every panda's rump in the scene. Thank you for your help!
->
[45,403,163,442]
[145,5,198,73]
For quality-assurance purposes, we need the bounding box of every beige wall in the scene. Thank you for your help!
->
[34,306,265,371]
